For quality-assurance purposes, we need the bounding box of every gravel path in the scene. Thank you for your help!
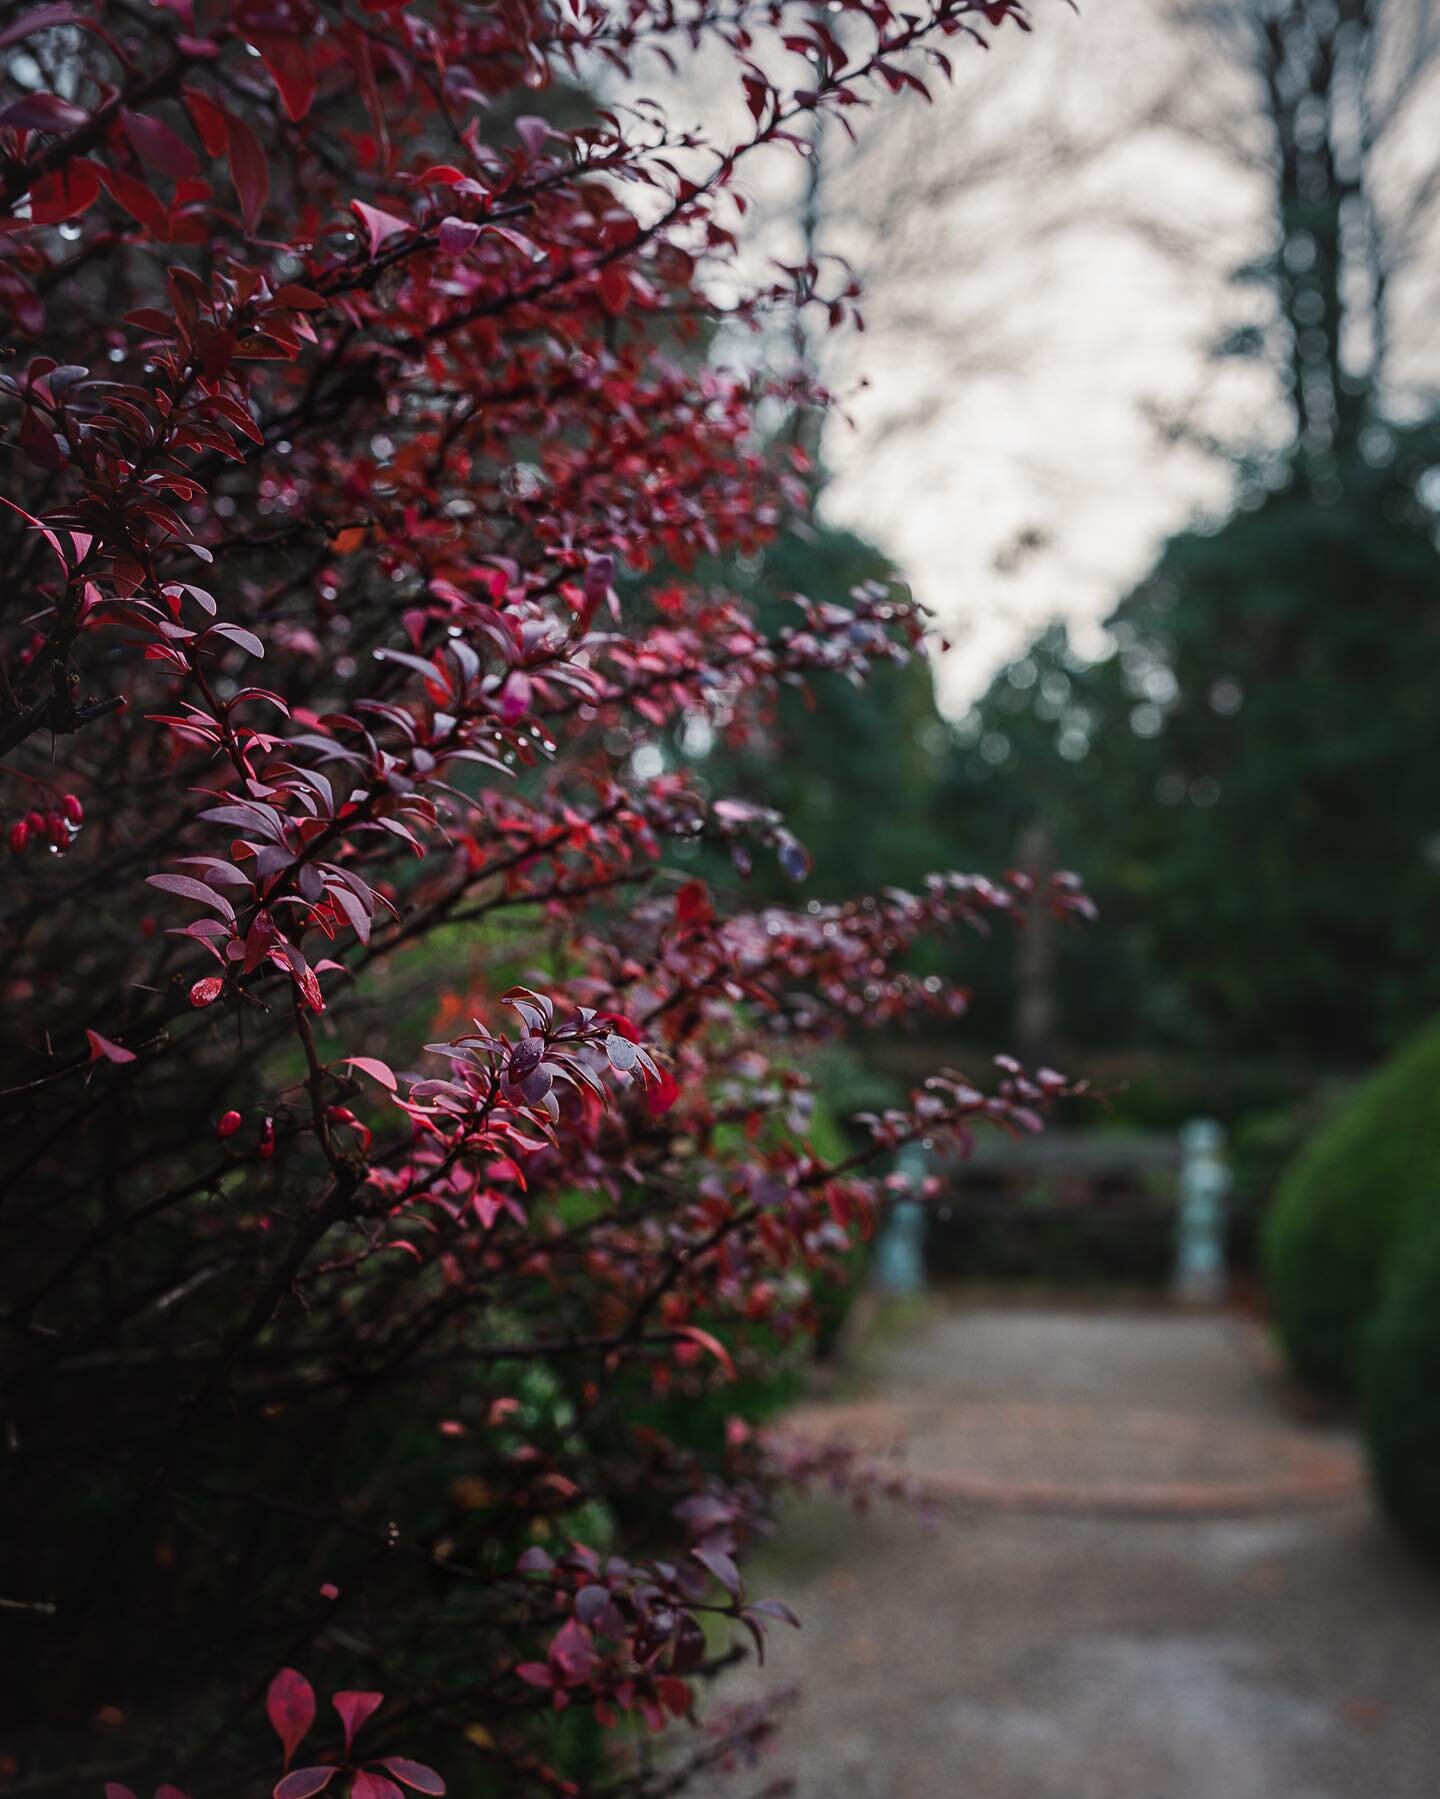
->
[691,1304,1440,1799]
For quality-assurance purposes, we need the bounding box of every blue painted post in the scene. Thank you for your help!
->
[1174,1117,1230,1304]
[873,1142,927,1295]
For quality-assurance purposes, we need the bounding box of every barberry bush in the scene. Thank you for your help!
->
[0,2,1083,1793]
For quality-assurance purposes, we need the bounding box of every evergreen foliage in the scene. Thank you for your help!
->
[1262,1015,1440,1394]
[1361,1200,1440,1558]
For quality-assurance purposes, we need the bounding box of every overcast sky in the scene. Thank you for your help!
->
[645,0,1438,715]
[798,0,1285,714]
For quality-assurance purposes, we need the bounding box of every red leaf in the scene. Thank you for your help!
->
[0,495,72,575]
[655,1676,691,1719]
[206,392,264,445]
[86,1030,136,1065]
[29,159,100,224]
[325,880,372,943]
[195,323,235,381]
[597,265,631,315]
[378,1759,446,1795]
[646,1069,679,1116]
[672,1325,735,1380]
[341,1055,398,1092]
[122,108,199,178]
[278,942,325,1014]
[125,307,180,336]
[189,976,224,1008]
[183,86,230,157]
[548,1617,599,1682]
[20,403,60,470]
[333,1690,383,1755]
[350,199,411,257]
[267,1668,316,1769]
[484,223,543,262]
[351,1776,404,1799]
[256,35,317,122]
[225,110,269,235]
[675,881,713,926]
[96,165,171,239]
[274,284,326,311]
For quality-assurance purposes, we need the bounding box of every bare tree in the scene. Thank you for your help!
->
[1145,0,1440,464]
[813,0,1440,476]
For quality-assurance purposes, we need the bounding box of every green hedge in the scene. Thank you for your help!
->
[1262,1016,1440,1395]
[1362,1203,1440,1555]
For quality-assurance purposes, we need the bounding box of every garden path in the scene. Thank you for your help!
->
[694,1303,1440,1799]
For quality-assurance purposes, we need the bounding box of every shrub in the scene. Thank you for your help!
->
[1262,1016,1440,1394]
[0,3,1078,1795]
[1361,1201,1440,1556]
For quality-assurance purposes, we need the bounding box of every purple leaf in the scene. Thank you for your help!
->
[209,621,265,658]
[0,5,76,51]
[0,92,89,131]
[378,1761,446,1796]
[438,216,481,256]
[747,1598,800,1628]
[145,873,236,922]
[691,1545,743,1598]
[514,114,549,158]
[326,880,373,943]
[274,1770,337,1799]
[509,1036,545,1079]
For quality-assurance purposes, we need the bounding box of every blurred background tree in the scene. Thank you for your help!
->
[948,0,1440,1073]
[626,0,1440,1309]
